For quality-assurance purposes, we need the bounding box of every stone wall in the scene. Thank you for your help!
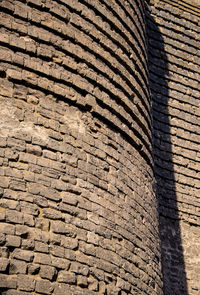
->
[147,0,200,294]
[0,0,163,294]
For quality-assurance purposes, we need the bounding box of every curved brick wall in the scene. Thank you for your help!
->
[147,1,200,294]
[0,0,163,294]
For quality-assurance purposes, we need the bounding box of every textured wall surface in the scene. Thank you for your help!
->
[147,0,200,294]
[0,0,163,294]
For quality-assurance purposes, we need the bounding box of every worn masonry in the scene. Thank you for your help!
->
[0,0,199,295]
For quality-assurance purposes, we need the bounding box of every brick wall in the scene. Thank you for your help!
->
[147,0,200,294]
[0,0,163,294]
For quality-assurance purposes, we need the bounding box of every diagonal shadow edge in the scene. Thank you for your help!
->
[145,7,189,295]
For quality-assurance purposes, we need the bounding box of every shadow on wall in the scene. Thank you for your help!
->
[146,11,188,295]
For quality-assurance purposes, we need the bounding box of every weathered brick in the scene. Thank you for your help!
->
[26,144,42,156]
[6,209,23,224]
[23,211,37,227]
[77,275,88,287]
[0,199,19,210]
[9,259,27,274]
[88,278,98,291]
[20,201,39,216]
[34,195,48,207]
[60,192,78,206]
[51,257,70,270]
[34,253,51,265]
[35,279,54,294]
[6,235,21,247]
[0,223,15,235]
[0,233,6,245]
[70,262,89,276]
[0,274,17,289]
[54,283,71,295]
[57,271,76,284]
[19,152,37,164]
[18,274,35,291]
[9,179,26,191]
[35,218,50,231]
[39,265,56,280]
[50,245,65,258]
[61,236,78,250]
[12,249,34,262]
[35,241,49,253]
[0,247,9,258]
[28,263,40,275]
[0,176,9,188]
[42,208,62,220]
[0,257,9,272]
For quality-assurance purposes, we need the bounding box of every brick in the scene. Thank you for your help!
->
[19,152,37,164]
[0,199,19,210]
[0,137,7,147]
[60,192,78,206]
[39,265,56,280]
[35,241,49,253]
[0,258,9,272]
[9,259,27,274]
[4,149,19,161]
[70,262,89,276]
[12,249,34,262]
[34,253,51,265]
[28,263,40,275]
[79,241,96,256]
[0,274,17,289]
[6,235,21,247]
[41,187,61,202]
[0,176,9,188]
[88,278,98,291]
[15,225,29,237]
[87,232,100,245]
[18,274,35,291]
[34,195,48,207]
[1,290,31,295]
[61,237,78,250]
[6,209,23,224]
[24,203,36,220]
[9,179,26,191]
[50,245,65,258]
[20,201,39,216]
[54,283,72,295]
[7,69,22,80]
[51,179,68,191]
[42,208,62,220]
[23,170,35,181]
[0,210,5,221]
[77,275,88,287]
[7,138,25,152]
[35,279,54,294]
[90,267,104,281]
[57,271,76,284]
[4,167,23,179]
[43,150,57,160]
[0,247,9,258]
[51,257,70,270]
[0,223,15,235]
[0,233,5,245]
[35,218,50,231]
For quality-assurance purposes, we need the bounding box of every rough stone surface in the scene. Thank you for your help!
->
[147,0,200,294]
[0,0,199,295]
